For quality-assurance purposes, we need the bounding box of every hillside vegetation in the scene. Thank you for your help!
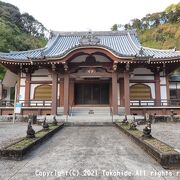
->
[139,22,180,50]
[0,1,48,79]
[112,3,180,50]
[0,1,47,52]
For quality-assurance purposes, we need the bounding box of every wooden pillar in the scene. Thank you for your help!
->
[155,72,161,105]
[112,72,118,115]
[69,79,75,106]
[0,81,2,100]
[166,76,170,101]
[64,74,69,115]
[16,73,21,101]
[59,79,64,106]
[119,79,124,106]
[51,71,58,115]
[109,83,112,106]
[124,71,130,115]
[25,73,30,107]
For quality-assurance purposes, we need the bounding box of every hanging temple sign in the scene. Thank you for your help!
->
[79,31,100,45]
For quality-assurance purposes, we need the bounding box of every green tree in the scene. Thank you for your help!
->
[0,1,48,79]
[111,24,118,31]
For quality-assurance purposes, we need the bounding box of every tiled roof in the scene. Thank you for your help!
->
[170,75,180,81]
[0,30,180,61]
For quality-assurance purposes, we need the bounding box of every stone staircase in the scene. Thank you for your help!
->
[66,106,111,125]
[56,106,126,126]
[70,106,111,116]
[57,106,125,116]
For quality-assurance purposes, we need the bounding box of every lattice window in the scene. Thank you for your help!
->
[34,85,52,100]
[130,84,151,99]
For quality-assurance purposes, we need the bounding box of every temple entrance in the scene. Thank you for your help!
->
[75,83,109,105]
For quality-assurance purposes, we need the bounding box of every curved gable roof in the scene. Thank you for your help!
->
[0,30,180,61]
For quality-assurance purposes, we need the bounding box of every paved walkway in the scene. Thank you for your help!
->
[0,122,42,148]
[137,122,180,151]
[0,126,179,180]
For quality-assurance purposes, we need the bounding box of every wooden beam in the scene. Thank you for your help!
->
[130,80,156,83]
[30,81,52,84]
[70,72,112,78]
[56,47,121,63]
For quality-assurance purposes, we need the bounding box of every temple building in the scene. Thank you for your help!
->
[0,30,179,116]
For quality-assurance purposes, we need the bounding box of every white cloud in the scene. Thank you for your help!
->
[3,0,180,31]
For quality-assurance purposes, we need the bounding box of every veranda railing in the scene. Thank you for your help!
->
[130,99,180,107]
[0,99,180,108]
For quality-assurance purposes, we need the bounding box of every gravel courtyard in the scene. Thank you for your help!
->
[0,122,42,149]
[137,122,180,151]
[0,124,179,180]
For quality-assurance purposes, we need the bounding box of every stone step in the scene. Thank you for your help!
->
[70,106,111,116]
[71,106,110,109]
[57,106,126,116]
[68,115,112,120]
[71,112,111,116]
[65,122,114,126]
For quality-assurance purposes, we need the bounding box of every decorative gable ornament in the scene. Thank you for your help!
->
[139,47,144,56]
[79,31,100,45]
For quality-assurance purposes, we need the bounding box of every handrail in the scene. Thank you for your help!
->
[0,99,180,108]
[130,99,180,107]
[0,100,52,107]
[0,100,14,107]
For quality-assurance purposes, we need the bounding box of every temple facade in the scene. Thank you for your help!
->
[0,30,180,116]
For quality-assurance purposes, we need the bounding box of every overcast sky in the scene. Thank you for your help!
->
[3,0,180,31]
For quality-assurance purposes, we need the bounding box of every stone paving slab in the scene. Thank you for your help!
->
[0,126,180,180]
[0,122,42,149]
[137,122,180,151]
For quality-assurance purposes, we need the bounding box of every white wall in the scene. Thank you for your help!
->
[160,77,166,84]
[160,77,167,99]
[31,69,51,81]
[132,68,153,74]
[161,86,167,99]
[131,76,154,80]
[20,78,25,86]
[32,69,49,76]
[131,68,154,80]
[19,87,25,100]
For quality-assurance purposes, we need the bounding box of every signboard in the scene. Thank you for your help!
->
[15,103,22,114]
